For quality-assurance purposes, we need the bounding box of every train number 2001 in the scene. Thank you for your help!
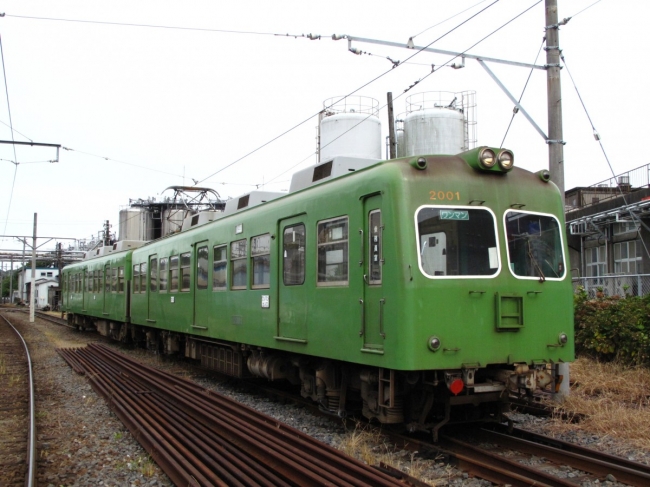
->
[429,191,461,201]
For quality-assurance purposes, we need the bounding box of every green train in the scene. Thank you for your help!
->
[62,147,573,438]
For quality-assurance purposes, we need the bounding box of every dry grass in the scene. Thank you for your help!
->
[338,422,448,486]
[545,357,650,452]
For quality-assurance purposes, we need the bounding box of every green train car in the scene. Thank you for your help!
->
[62,147,573,437]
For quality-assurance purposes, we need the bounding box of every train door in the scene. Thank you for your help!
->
[193,242,210,330]
[278,216,308,341]
[362,194,385,351]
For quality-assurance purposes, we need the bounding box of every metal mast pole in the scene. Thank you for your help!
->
[546,0,569,399]
[546,0,565,198]
[30,213,37,323]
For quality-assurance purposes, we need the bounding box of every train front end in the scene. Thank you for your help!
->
[385,147,574,436]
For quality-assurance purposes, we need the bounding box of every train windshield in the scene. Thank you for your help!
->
[416,206,500,278]
[504,210,565,280]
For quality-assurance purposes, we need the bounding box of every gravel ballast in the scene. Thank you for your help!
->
[5,309,650,487]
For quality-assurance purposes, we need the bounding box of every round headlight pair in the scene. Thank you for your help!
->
[478,148,514,171]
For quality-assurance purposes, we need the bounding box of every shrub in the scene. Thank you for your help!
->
[574,287,650,366]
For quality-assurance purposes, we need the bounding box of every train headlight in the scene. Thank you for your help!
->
[478,148,496,168]
[428,336,441,352]
[558,333,568,345]
[498,150,514,171]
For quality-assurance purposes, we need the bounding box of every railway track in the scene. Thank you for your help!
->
[0,312,36,487]
[57,343,421,486]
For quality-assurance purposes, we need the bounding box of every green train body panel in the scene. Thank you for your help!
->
[62,251,132,324]
[110,152,574,372]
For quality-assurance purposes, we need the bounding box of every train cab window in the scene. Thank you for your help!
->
[197,246,209,290]
[180,252,191,292]
[231,239,248,290]
[283,224,305,285]
[317,216,349,285]
[416,206,499,278]
[159,258,168,292]
[133,264,140,293]
[252,234,271,289]
[213,245,227,291]
[118,267,125,293]
[150,258,158,292]
[504,210,566,280]
[170,256,179,292]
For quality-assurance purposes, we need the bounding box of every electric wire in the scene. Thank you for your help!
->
[562,53,650,259]
[0,33,19,236]
[196,0,502,186]
[263,1,540,189]
[569,0,602,19]
[4,14,288,37]
[0,119,32,142]
[410,0,491,40]
[500,36,545,148]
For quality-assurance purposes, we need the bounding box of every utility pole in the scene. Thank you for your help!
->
[545,0,569,400]
[30,213,37,322]
[546,0,565,196]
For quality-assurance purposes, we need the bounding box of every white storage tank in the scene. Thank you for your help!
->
[162,208,186,236]
[403,91,476,156]
[320,96,382,161]
[119,209,154,241]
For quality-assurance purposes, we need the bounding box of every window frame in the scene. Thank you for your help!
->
[196,246,209,290]
[213,245,227,291]
[251,234,271,289]
[180,252,191,292]
[503,209,566,281]
[317,216,349,286]
[283,224,306,286]
[231,239,248,290]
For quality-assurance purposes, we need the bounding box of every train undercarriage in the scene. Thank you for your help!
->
[72,315,557,440]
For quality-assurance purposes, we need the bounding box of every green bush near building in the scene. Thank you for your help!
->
[574,287,650,366]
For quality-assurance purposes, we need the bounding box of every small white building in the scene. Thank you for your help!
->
[18,267,60,307]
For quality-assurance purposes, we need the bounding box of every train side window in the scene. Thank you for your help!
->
[180,252,191,292]
[150,258,158,292]
[283,224,305,285]
[169,256,179,292]
[231,239,248,290]
[111,268,118,293]
[197,246,209,290]
[118,266,125,293]
[87,271,92,292]
[140,262,147,293]
[159,258,168,292]
[213,245,227,291]
[133,264,140,293]
[317,216,349,286]
[251,234,271,289]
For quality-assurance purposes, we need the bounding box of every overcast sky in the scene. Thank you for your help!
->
[0,0,644,254]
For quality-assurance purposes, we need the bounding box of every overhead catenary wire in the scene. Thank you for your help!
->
[196,0,502,186]
[263,0,541,189]
[0,33,19,235]
[409,0,491,40]
[500,37,546,148]
[561,53,650,260]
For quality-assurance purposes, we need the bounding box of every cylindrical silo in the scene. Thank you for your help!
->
[320,96,382,161]
[403,91,475,156]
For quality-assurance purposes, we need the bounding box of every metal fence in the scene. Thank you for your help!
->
[572,274,650,298]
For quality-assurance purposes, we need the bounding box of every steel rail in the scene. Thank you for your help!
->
[0,314,36,487]
[87,343,402,486]
[479,426,650,487]
[58,343,407,486]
